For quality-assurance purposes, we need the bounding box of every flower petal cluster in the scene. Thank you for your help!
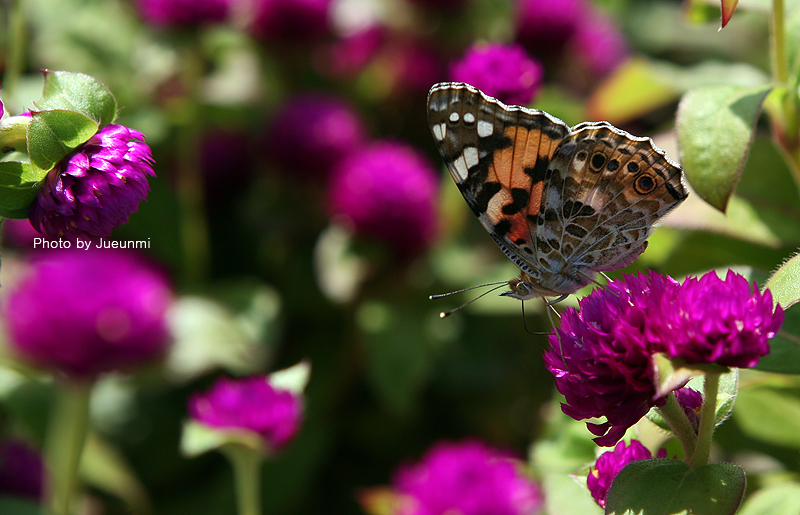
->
[449,42,543,106]
[266,93,366,179]
[652,270,783,368]
[2,249,172,379]
[189,375,303,451]
[136,0,231,26]
[587,440,664,508]
[392,440,542,515]
[328,141,439,259]
[29,124,156,241]
[545,270,783,446]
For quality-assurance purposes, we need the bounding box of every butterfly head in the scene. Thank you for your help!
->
[501,272,550,301]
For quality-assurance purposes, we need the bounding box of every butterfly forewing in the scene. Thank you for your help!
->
[427,82,688,299]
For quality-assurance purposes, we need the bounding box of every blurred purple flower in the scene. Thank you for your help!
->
[327,141,439,259]
[515,0,585,61]
[393,440,542,515]
[0,439,44,500]
[28,124,156,242]
[1,219,42,248]
[136,0,231,26]
[449,42,543,106]
[652,270,783,368]
[587,440,664,508]
[266,93,366,179]
[674,387,703,433]
[2,249,172,380]
[189,375,303,451]
[0,100,4,118]
[569,13,628,80]
[324,27,385,78]
[544,272,679,446]
[249,0,332,42]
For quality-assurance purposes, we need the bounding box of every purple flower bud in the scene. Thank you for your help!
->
[674,387,703,433]
[249,0,332,42]
[653,270,783,368]
[0,439,44,500]
[392,440,543,515]
[449,42,543,106]
[189,375,303,451]
[327,141,439,259]
[2,249,172,380]
[135,0,231,26]
[266,93,366,179]
[28,124,156,242]
[587,440,664,508]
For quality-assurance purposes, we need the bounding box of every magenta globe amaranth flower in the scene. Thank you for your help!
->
[266,93,366,178]
[136,0,231,26]
[2,249,172,379]
[0,439,44,500]
[328,141,439,259]
[653,270,783,368]
[28,124,156,241]
[515,0,585,61]
[392,440,542,515]
[587,440,664,508]
[189,375,303,451]
[449,43,543,106]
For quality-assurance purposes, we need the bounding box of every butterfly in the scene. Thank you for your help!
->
[427,82,688,303]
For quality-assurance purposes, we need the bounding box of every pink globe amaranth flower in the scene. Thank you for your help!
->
[1,219,42,248]
[323,26,385,78]
[393,440,542,515]
[652,270,783,368]
[136,0,231,26]
[248,0,332,42]
[449,43,543,106]
[2,249,172,380]
[544,272,681,446]
[515,0,585,62]
[0,439,44,500]
[566,11,627,82]
[266,93,366,179]
[587,440,665,508]
[28,124,156,242]
[327,141,439,259]
[189,375,303,451]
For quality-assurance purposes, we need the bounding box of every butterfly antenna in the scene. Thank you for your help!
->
[432,282,508,318]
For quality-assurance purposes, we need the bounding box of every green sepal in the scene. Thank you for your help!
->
[180,420,266,459]
[34,70,117,127]
[652,353,729,399]
[27,110,99,179]
[0,161,40,219]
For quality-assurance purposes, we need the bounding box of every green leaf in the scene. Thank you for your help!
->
[605,459,746,515]
[0,162,40,219]
[676,84,772,211]
[737,482,800,515]
[734,385,800,447]
[27,110,99,178]
[720,0,739,28]
[765,252,800,309]
[542,473,603,515]
[35,70,117,126]
[0,497,40,515]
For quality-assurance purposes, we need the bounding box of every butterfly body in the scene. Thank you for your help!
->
[427,82,688,300]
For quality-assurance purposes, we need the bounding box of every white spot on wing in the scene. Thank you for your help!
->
[453,157,469,181]
[463,146,479,169]
[433,123,446,141]
[477,120,493,137]
[464,112,475,124]
[449,112,460,123]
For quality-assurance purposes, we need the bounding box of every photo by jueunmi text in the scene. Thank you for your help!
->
[32,238,151,250]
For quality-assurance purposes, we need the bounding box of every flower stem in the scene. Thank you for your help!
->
[689,373,720,469]
[656,392,697,462]
[225,444,263,515]
[771,0,788,84]
[44,379,92,515]
[2,0,26,106]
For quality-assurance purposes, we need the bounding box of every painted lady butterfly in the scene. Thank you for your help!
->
[427,82,687,302]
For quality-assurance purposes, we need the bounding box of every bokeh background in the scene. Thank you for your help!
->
[1,0,800,513]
